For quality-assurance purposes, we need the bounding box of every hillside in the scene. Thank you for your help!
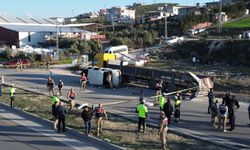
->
[130,3,170,19]
[223,16,250,28]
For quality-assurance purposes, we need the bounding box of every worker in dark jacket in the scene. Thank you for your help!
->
[57,101,67,133]
[207,88,215,114]
[81,106,93,136]
[163,99,173,125]
[248,103,250,126]
[227,96,240,131]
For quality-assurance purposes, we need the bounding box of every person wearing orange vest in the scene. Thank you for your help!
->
[80,73,87,91]
[67,88,76,112]
[94,103,107,136]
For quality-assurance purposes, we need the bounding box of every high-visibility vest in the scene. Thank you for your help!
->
[137,104,148,118]
[175,99,181,106]
[159,96,167,109]
[52,96,59,104]
[10,88,15,97]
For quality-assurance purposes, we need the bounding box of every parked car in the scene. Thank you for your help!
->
[3,59,31,68]
[164,36,184,45]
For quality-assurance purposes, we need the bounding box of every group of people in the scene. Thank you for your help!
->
[135,80,183,150]
[208,89,241,132]
[52,92,108,136]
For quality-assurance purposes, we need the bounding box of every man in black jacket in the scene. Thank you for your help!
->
[163,100,173,125]
[227,95,240,131]
[81,106,93,136]
[57,102,67,133]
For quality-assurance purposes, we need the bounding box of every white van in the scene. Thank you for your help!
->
[85,67,121,88]
[104,45,128,54]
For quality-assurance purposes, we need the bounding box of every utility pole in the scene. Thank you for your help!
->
[218,0,222,33]
[165,16,168,39]
[111,14,115,31]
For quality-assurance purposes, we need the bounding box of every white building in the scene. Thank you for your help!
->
[106,7,135,22]
[164,5,196,16]
[0,16,95,48]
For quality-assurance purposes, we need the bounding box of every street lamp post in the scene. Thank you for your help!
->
[55,18,64,60]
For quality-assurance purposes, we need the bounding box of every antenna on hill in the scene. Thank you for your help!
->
[72,9,75,18]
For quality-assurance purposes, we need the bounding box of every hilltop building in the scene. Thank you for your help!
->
[105,7,135,23]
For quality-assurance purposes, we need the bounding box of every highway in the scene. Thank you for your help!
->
[0,66,249,149]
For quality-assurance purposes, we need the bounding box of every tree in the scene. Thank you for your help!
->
[15,51,26,59]
[69,43,80,54]
[3,49,12,60]
[110,37,123,46]
[27,52,37,63]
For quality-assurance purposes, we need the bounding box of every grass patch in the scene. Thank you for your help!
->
[0,87,229,150]
[223,16,250,28]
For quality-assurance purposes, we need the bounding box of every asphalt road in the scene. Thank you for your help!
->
[0,103,122,150]
[0,67,249,149]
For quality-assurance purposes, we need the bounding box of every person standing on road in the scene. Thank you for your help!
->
[158,111,168,150]
[174,95,181,123]
[67,88,76,112]
[207,88,215,114]
[81,106,93,136]
[80,73,87,91]
[227,96,240,131]
[155,80,163,96]
[248,102,250,126]
[58,79,64,96]
[106,72,113,89]
[192,56,196,66]
[158,94,167,111]
[9,84,16,108]
[16,60,20,72]
[163,99,173,125]
[0,77,2,96]
[47,77,55,96]
[222,92,230,106]
[19,60,23,72]
[52,93,60,130]
[218,102,228,132]
[136,100,148,133]
[57,101,67,133]
[210,100,218,128]
[94,103,108,136]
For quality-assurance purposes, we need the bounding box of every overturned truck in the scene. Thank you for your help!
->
[107,64,214,96]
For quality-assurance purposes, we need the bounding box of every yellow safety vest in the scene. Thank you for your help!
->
[175,99,181,106]
[10,88,15,97]
[137,104,148,118]
[159,96,167,109]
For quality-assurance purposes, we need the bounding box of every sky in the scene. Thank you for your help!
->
[0,0,215,18]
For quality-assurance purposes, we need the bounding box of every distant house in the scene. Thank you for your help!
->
[142,11,171,22]
[99,9,107,15]
[77,12,99,19]
[106,7,135,23]
[215,12,229,22]
[0,16,94,48]
[164,5,196,16]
